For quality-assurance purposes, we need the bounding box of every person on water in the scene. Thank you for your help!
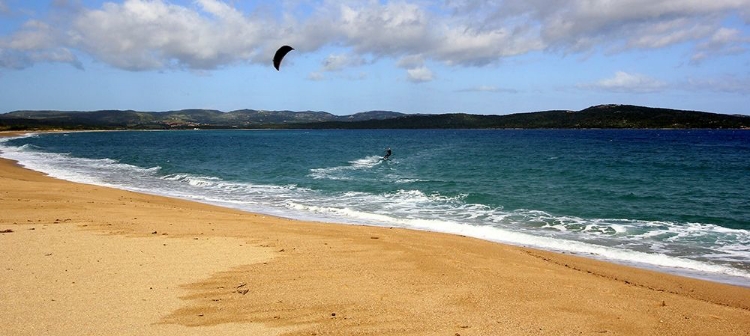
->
[383,148,392,160]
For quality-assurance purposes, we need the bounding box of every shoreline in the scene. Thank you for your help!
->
[2,131,750,335]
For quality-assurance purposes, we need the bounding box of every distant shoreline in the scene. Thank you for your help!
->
[2,104,749,130]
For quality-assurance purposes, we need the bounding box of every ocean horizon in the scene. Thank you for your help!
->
[1,129,748,287]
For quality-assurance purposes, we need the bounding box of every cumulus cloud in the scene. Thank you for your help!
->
[580,71,667,93]
[0,19,83,69]
[1,0,749,72]
[453,0,750,60]
[406,66,433,83]
[335,1,433,56]
[496,0,746,50]
[68,0,272,70]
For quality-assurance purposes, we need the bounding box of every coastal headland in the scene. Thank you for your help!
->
[1,131,749,335]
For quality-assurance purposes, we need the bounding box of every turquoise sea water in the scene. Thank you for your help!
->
[1,129,749,286]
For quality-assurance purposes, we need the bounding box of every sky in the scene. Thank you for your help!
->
[0,0,749,116]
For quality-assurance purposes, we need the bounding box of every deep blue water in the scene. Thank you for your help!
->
[2,129,749,286]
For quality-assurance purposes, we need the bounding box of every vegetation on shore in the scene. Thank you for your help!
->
[1,104,748,130]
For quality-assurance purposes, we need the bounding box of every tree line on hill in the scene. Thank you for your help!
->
[1,104,748,131]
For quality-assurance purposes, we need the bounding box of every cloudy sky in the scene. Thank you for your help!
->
[1,0,749,115]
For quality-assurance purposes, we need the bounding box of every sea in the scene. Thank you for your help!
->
[1,129,749,286]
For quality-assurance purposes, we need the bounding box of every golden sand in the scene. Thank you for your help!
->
[1,132,749,335]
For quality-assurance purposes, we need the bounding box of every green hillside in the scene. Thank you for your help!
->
[1,105,748,130]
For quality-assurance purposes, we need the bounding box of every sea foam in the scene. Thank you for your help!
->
[2,132,749,287]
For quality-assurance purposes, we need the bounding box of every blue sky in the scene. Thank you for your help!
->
[1,0,749,115]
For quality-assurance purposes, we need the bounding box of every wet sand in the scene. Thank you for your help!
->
[1,132,749,335]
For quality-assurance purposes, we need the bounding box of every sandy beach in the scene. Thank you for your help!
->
[1,132,749,335]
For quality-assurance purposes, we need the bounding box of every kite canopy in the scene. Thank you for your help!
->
[273,45,294,71]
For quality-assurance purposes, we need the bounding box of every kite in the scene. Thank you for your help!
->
[273,45,294,71]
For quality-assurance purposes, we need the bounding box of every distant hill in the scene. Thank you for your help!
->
[1,105,748,130]
[291,105,750,129]
[0,109,406,130]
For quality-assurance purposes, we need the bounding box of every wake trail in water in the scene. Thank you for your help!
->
[309,155,384,180]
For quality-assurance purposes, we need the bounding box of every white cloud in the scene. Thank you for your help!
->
[0,0,9,15]
[31,48,83,69]
[406,66,433,83]
[582,71,750,95]
[0,19,82,69]
[683,74,750,94]
[0,48,31,69]
[321,53,366,72]
[67,0,272,71]
[691,28,749,63]
[435,24,544,66]
[474,0,750,57]
[307,71,324,81]
[396,54,424,68]
[580,71,667,93]
[6,20,47,49]
[1,0,749,71]
[624,19,716,50]
[335,1,433,56]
